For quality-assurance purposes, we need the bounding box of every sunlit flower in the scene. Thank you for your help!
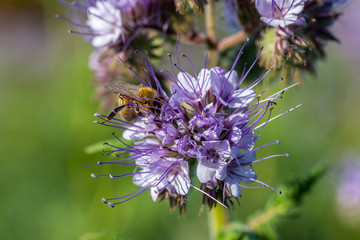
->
[92,40,297,211]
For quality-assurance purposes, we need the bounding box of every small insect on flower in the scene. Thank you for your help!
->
[105,79,163,122]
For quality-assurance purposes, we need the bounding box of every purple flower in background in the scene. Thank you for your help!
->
[91,40,297,211]
[85,1,123,47]
[324,0,347,3]
[57,0,186,111]
[223,0,241,32]
[256,0,347,72]
[256,0,305,27]
[337,158,360,226]
[333,1,359,63]
[57,0,168,49]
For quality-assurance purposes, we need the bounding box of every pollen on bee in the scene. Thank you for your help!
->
[137,87,156,98]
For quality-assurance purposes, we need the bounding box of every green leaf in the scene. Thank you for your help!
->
[246,163,328,239]
[218,222,259,240]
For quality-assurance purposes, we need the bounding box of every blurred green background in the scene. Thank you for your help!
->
[1,1,360,239]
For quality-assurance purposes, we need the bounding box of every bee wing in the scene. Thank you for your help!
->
[104,79,140,98]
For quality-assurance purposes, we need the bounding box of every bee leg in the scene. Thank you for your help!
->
[153,113,160,122]
[135,103,144,117]
[106,105,127,121]
[152,102,162,121]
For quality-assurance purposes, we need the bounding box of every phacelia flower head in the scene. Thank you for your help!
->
[91,40,297,212]
[57,0,179,50]
[255,0,347,74]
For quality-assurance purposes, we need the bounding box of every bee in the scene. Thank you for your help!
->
[105,80,162,121]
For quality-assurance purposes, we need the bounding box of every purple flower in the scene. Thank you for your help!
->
[132,154,190,202]
[223,0,241,32]
[226,150,257,197]
[337,158,360,226]
[86,0,123,47]
[209,67,256,108]
[92,40,296,210]
[324,0,347,3]
[170,68,212,105]
[256,0,305,28]
[257,0,347,73]
[57,0,170,49]
[196,140,231,183]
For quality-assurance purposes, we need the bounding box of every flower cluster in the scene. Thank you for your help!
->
[92,42,295,211]
[58,0,176,49]
[255,0,347,72]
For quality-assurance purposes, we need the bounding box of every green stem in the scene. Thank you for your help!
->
[208,207,229,240]
[217,31,247,52]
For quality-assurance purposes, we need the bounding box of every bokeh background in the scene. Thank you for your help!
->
[1,1,360,239]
